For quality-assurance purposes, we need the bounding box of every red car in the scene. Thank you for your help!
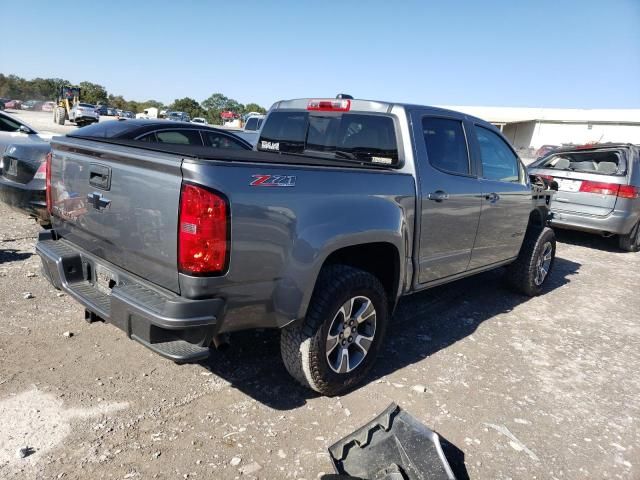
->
[535,144,560,159]
[3,99,22,110]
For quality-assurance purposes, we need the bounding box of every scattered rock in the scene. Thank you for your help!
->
[26,272,36,278]
[62,331,73,338]
[277,449,287,459]
[22,292,34,299]
[230,456,242,466]
[412,384,427,393]
[56,292,65,297]
[239,461,262,475]
[16,446,33,458]
[153,451,161,459]
[344,408,351,417]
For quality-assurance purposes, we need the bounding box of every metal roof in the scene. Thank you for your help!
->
[437,106,640,125]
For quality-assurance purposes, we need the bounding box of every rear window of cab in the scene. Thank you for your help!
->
[258,111,400,166]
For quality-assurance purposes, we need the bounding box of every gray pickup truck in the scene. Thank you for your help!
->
[37,97,555,395]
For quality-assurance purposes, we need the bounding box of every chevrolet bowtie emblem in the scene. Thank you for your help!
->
[87,192,111,210]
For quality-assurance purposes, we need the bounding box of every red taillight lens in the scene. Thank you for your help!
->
[618,185,639,199]
[45,152,52,213]
[34,161,47,180]
[579,181,620,196]
[178,183,228,275]
[307,99,351,112]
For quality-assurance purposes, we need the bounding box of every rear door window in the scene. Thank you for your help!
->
[0,115,21,132]
[258,111,399,166]
[153,129,203,145]
[202,132,247,149]
[474,126,521,183]
[422,117,470,175]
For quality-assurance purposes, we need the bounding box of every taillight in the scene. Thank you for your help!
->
[307,99,351,112]
[178,183,228,275]
[34,162,47,180]
[578,181,638,198]
[579,181,619,196]
[618,185,639,199]
[45,152,52,213]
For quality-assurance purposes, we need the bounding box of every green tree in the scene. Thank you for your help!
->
[243,103,267,115]
[201,93,248,124]
[169,97,204,119]
[79,81,108,105]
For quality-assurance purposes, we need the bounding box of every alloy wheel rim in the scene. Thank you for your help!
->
[535,241,553,286]
[325,296,377,374]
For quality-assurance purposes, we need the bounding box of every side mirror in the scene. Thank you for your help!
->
[18,125,32,134]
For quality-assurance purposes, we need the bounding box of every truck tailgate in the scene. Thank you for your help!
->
[49,138,182,293]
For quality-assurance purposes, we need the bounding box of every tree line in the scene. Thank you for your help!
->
[0,73,266,124]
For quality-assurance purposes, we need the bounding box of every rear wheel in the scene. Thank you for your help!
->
[619,220,640,252]
[280,265,388,396]
[506,226,556,296]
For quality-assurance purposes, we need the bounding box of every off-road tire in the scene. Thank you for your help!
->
[280,265,388,396]
[506,226,556,296]
[618,221,640,252]
[55,107,65,125]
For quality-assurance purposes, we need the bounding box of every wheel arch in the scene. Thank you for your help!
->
[293,240,403,323]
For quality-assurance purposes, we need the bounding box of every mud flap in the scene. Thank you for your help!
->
[327,403,456,480]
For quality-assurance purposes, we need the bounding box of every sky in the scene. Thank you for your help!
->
[2,0,639,109]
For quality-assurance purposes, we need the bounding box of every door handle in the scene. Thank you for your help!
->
[427,191,449,202]
[485,192,500,202]
[89,164,111,190]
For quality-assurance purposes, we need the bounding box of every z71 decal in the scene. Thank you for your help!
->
[250,174,296,187]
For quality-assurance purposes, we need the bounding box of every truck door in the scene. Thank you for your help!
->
[467,124,532,268]
[412,113,483,284]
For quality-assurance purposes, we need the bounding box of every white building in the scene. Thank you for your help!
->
[440,106,640,151]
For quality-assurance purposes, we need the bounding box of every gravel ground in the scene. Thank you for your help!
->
[6,109,80,136]
[0,201,639,479]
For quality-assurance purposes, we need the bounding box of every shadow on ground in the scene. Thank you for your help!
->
[201,256,581,412]
[555,228,625,253]
[0,248,32,264]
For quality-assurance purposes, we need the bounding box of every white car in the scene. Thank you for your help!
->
[191,117,208,125]
[69,103,99,127]
[243,115,264,132]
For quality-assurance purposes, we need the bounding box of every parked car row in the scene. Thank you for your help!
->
[0,111,251,228]
[0,99,58,111]
[96,105,135,118]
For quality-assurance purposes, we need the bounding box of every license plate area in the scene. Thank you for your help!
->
[556,178,582,192]
[94,264,116,295]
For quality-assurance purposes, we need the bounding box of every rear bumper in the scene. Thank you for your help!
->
[36,231,224,362]
[0,177,48,221]
[550,208,638,235]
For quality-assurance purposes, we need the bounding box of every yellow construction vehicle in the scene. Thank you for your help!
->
[53,86,99,127]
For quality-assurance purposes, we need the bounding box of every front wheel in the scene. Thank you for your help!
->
[618,221,640,252]
[506,226,556,296]
[280,265,388,396]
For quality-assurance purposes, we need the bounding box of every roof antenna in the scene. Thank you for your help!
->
[336,94,353,99]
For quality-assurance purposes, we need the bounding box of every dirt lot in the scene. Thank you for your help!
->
[6,109,79,136]
[0,201,639,480]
